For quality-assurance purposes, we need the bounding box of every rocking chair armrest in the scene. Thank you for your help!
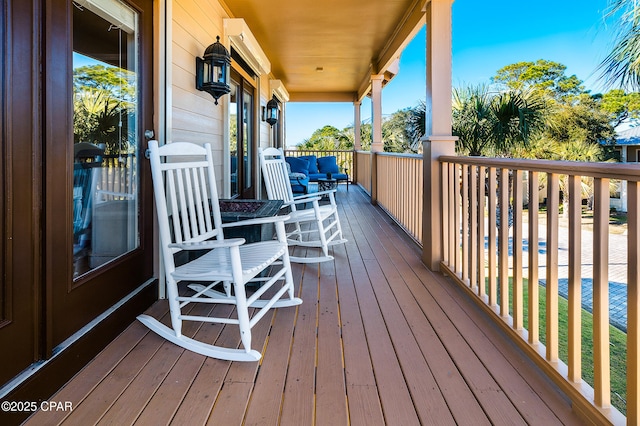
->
[310,189,336,198]
[169,238,245,250]
[221,214,291,228]
[291,194,322,203]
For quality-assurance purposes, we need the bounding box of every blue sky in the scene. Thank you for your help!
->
[286,0,615,146]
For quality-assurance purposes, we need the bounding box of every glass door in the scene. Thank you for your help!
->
[229,68,256,199]
[46,0,154,350]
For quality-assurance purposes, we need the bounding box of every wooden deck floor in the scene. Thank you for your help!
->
[26,186,583,425]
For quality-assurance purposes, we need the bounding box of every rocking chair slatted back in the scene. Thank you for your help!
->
[148,142,223,258]
[260,148,296,208]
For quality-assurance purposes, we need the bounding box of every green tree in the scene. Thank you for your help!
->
[381,109,418,153]
[598,89,640,126]
[298,125,352,150]
[299,110,418,154]
[545,93,615,146]
[493,60,584,101]
[73,65,135,154]
[598,0,640,90]
[73,64,135,101]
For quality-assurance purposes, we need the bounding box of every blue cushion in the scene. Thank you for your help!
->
[289,175,309,193]
[317,156,339,174]
[299,155,319,174]
[285,157,309,176]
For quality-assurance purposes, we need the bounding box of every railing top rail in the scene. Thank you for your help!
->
[440,155,640,181]
[376,152,422,159]
[284,149,354,153]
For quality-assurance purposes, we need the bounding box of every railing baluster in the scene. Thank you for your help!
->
[478,166,486,298]
[442,161,450,265]
[593,177,611,408]
[488,167,497,308]
[470,165,478,292]
[546,172,559,362]
[454,164,462,276]
[462,164,470,284]
[513,170,523,330]
[568,175,582,383]
[628,180,640,423]
[499,168,509,317]
[449,163,456,266]
[528,171,540,344]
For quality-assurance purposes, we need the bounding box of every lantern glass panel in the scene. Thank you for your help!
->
[202,62,211,84]
[214,63,225,84]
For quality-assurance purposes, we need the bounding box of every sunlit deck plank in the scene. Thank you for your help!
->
[341,201,422,425]
[332,241,386,425]
[241,290,299,425]
[346,199,457,424]
[347,201,491,424]
[315,259,349,425]
[169,305,235,425]
[349,187,579,425]
[278,260,318,425]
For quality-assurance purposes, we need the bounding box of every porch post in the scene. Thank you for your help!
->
[353,100,361,186]
[422,0,456,271]
[371,75,384,205]
[371,75,384,153]
[354,100,362,150]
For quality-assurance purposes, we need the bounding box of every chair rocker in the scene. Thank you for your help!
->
[139,140,302,362]
[259,147,347,263]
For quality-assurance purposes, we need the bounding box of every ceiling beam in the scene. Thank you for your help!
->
[289,92,358,102]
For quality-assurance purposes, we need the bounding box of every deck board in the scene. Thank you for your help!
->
[26,185,582,425]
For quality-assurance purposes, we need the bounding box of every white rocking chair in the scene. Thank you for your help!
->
[139,140,302,362]
[259,147,347,263]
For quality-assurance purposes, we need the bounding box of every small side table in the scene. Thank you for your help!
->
[317,178,337,200]
[219,199,284,242]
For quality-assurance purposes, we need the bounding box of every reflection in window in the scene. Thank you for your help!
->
[72,0,139,277]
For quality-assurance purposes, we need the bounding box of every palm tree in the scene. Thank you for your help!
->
[599,0,640,90]
[451,85,545,156]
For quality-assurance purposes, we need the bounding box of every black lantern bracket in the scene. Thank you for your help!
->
[265,96,279,127]
[195,36,231,105]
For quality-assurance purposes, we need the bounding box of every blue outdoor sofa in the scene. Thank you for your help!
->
[285,154,349,194]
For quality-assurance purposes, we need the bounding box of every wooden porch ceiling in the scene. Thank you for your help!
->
[221,0,426,102]
[26,186,582,425]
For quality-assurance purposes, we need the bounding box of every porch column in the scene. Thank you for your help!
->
[353,100,361,186]
[370,75,384,205]
[370,75,384,153]
[353,100,362,150]
[422,0,456,271]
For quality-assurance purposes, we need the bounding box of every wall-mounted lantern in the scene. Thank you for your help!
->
[195,36,231,105]
[265,96,279,127]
